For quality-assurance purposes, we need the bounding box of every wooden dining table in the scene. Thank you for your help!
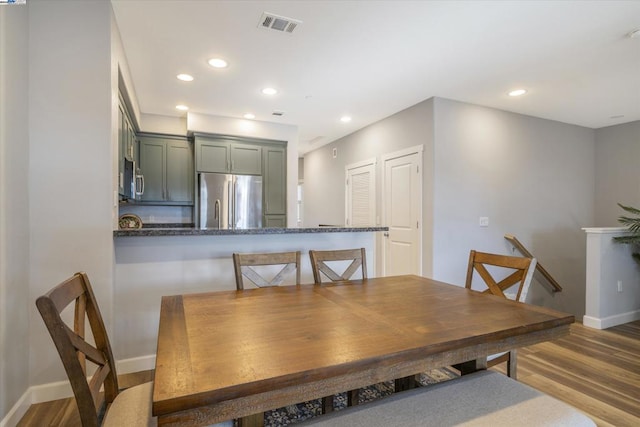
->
[152,275,574,426]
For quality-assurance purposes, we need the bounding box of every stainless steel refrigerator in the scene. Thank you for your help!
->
[198,173,263,229]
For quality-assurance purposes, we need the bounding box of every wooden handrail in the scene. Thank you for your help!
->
[504,234,563,293]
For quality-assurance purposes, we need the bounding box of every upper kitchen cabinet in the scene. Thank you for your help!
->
[118,96,138,196]
[119,96,136,162]
[195,135,262,175]
[139,134,194,205]
[263,146,286,217]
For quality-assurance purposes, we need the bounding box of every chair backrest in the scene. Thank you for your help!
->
[36,272,119,427]
[309,248,367,284]
[233,251,301,290]
[465,250,537,302]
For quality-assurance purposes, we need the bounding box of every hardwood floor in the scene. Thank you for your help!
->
[17,321,639,426]
[17,370,154,427]
[493,321,640,427]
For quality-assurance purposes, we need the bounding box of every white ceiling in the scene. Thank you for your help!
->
[111,0,640,154]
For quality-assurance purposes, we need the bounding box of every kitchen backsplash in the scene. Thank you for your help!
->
[119,204,193,225]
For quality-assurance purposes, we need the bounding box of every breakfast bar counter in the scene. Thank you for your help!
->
[114,226,387,237]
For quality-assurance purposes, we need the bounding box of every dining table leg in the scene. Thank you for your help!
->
[394,375,418,392]
[454,356,488,375]
[237,413,264,427]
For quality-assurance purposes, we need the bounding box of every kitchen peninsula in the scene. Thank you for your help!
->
[112,226,387,365]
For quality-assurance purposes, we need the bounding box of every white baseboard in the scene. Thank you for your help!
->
[583,309,640,330]
[0,389,31,427]
[1,354,157,427]
[116,354,156,374]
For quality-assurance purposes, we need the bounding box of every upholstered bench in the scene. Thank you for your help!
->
[299,370,595,426]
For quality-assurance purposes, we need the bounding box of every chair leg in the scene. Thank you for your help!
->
[507,349,517,379]
[322,395,333,413]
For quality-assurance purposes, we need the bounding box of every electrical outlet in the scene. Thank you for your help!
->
[479,217,489,227]
[617,280,623,293]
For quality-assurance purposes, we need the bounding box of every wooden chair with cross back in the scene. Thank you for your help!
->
[232,251,301,290]
[464,250,537,378]
[36,272,156,426]
[308,248,367,284]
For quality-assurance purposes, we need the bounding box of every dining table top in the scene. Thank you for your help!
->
[152,274,574,426]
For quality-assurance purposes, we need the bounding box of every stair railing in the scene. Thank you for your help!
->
[504,234,563,293]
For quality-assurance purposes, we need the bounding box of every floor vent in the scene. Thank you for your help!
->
[258,12,302,34]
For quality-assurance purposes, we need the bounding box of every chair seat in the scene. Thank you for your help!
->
[103,381,157,427]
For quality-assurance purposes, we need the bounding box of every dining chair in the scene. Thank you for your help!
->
[233,251,301,290]
[309,248,367,284]
[309,248,367,412]
[465,250,537,378]
[36,272,156,427]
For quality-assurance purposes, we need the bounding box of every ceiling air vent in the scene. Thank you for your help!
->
[258,12,302,34]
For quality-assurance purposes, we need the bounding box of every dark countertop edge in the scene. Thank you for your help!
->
[114,226,388,237]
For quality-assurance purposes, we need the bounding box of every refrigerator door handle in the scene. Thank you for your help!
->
[228,178,234,229]
[214,199,220,229]
[232,177,237,229]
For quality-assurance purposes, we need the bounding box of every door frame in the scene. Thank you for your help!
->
[380,145,423,276]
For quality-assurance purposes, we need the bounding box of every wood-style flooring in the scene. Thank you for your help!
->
[17,321,639,426]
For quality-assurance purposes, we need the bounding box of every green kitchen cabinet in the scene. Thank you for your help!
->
[264,215,286,227]
[195,136,262,175]
[139,135,193,205]
[263,146,286,225]
[118,99,137,196]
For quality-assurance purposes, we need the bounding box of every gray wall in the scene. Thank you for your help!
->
[304,99,434,272]
[304,96,596,318]
[432,98,595,318]
[28,0,115,387]
[0,4,30,420]
[594,121,640,226]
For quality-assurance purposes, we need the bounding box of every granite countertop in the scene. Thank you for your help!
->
[114,226,388,237]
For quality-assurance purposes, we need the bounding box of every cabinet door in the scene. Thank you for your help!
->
[139,138,166,202]
[197,141,230,173]
[166,141,194,203]
[123,114,135,161]
[118,106,125,195]
[263,146,286,215]
[231,144,262,175]
[264,215,286,227]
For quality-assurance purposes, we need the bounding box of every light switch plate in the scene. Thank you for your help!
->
[479,217,489,227]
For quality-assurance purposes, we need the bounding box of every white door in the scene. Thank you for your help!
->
[382,147,422,276]
[345,159,376,226]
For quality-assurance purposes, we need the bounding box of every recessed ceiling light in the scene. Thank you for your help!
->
[175,105,189,111]
[176,74,194,82]
[243,113,256,119]
[340,116,352,123]
[262,87,278,95]
[508,89,527,97]
[208,58,228,68]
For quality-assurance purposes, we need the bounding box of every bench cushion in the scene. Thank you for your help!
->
[299,370,595,426]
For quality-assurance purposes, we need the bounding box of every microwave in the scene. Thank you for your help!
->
[122,158,144,200]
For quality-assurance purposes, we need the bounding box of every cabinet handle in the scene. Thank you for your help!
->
[135,175,144,196]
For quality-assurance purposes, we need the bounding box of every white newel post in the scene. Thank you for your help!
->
[582,227,640,329]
